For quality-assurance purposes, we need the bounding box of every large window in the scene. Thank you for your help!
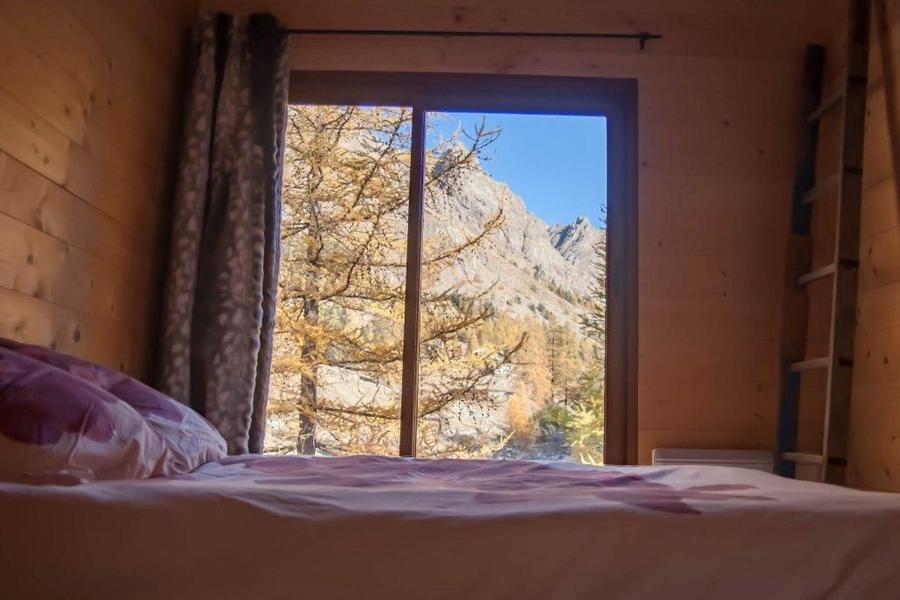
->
[266,72,638,463]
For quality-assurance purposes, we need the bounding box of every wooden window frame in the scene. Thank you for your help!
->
[289,71,638,464]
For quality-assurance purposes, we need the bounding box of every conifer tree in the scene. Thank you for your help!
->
[270,105,524,456]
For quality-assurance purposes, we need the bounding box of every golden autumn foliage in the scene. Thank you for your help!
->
[268,105,606,462]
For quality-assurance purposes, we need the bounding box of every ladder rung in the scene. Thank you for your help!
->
[807,89,845,123]
[797,263,836,286]
[782,451,824,465]
[790,356,830,372]
[802,172,841,205]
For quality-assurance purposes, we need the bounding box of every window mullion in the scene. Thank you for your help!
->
[399,106,426,456]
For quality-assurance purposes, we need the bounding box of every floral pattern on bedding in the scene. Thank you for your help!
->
[185,455,775,515]
[2,339,185,421]
[0,353,122,445]
[0,347,169,484]
[0,339,226,484]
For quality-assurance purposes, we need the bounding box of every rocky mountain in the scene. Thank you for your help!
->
[425,157,605,330]
[549,216,603,269]
[315,157,606,442]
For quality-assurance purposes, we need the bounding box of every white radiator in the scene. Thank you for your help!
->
[651,448,774,473]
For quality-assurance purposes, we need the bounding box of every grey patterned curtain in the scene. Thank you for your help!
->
[158,13,288,454]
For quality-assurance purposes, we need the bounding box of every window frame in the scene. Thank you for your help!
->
[288,71,638,464]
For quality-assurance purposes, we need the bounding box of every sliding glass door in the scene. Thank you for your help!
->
[271,104,412,455]
[414,111,607,461]
[268,72,637,464]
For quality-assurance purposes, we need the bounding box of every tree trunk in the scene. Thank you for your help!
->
[296,298,319,454]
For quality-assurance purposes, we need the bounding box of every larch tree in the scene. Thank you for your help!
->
[270,104,525,457]
[545,322,579,408]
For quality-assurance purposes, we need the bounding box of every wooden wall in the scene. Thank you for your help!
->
[807,1,900,491]
[203,0,841,464]
[0,0,197,379]
[1,0,852,471]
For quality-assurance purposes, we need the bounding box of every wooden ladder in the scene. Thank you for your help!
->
[775,0,871,485]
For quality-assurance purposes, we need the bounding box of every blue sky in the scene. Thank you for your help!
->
[428,112,607,228]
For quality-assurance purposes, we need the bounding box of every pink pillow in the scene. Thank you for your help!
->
[0,340,226,484]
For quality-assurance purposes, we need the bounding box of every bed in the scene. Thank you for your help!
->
[2,455,900,599]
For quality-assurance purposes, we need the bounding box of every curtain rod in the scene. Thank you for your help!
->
[281,29,662,50]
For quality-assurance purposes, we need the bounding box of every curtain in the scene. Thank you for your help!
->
[158,13,288,454]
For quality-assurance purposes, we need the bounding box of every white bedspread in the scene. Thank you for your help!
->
[2,455,899,599]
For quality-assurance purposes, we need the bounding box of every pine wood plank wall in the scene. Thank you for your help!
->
[805,0,900,491]
[202,0,842,464]
[0,0,197,380]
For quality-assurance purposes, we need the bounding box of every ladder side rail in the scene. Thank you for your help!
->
[823,0,871,485]
[775,44,826,477]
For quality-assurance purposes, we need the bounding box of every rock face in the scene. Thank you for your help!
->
[549,216,604,269]
[425,159,605,328]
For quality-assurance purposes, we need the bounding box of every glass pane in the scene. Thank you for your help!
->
[417,111,607,462]
[268,104,411,455]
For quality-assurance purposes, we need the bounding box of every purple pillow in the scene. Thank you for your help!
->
[0,339,226,483]
[0,348,167,484]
